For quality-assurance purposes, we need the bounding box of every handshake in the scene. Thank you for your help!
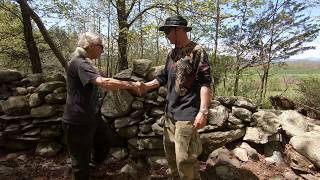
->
[131,81,148,96]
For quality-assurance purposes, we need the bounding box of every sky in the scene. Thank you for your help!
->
[37,0,320,61]
[290,41,320,60]
[289,6,320,60]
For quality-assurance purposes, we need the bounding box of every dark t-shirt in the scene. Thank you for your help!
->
[63,55,100,125]
[156,41,212,121]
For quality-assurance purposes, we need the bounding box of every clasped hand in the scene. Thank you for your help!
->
[132,81,147,96]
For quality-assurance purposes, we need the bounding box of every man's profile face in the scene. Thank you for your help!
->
[164,27,177,44]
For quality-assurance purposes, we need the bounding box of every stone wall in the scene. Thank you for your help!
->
[0,69,65,156]
[1,60,320,175]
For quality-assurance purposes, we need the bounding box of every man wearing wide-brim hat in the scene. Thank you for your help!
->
[142,15,212,180]
[159,15,192,32]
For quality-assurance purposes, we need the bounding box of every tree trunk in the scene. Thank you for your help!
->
[139,0,144,58]
[106,1,111,77]
[258,66,266,106]
[116,0,129,71]
[17,0,67,71]
[18,0,42,73]
[223,67,227,94]
[263,0,278,102]
[97,16,102,70]
[112,0,163,71]
[234,63,240,96]
[212,0,220,95]
[155,10,160,65]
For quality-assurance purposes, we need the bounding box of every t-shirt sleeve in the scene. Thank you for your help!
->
[196,49,212,87]
[156,55,169,86]
[77,61,100,86]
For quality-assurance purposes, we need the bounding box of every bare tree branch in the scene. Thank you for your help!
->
[16,0,67,71]
[128,3,167,27]
[126,0,137,18]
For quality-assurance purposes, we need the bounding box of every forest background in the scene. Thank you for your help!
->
[1,0,320,109]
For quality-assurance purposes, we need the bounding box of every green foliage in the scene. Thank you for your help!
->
[216,61,320,108]
[36,27,78,75]
[0,0,77,74]
[0,1,28,71]
[296,77,320,110]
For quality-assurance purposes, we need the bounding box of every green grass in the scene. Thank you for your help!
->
[216,60,320,108]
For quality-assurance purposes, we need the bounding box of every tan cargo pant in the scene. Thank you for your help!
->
[163,115,202,180]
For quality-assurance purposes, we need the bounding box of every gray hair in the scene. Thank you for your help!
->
[72,32,103,57]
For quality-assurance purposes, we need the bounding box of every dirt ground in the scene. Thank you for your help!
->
[0,147,319,180]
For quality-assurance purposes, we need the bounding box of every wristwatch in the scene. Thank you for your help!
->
[199,107,209,115]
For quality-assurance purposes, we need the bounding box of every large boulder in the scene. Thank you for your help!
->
[132,59,152,77]
[116,125,139,138]
[0,114,32,124]
[114,117,140,129]
[46,73,66,83]
[0,69,22,83]
[0,84,10,100]
[290,131,320,168]
[15,87,27,95]
[1,96,30,116]
[243,110,281,144]
[44,93,66,104]
[216,96,238,108]
[29,93,42,107]
[232,107,252,122]
[234,97,257,112]
[279,110,309,137]
[0,100,4,115]
[232,142,259,162]
[146,65,165,81]
[35,81,65,96]
[113,68,133,80]
[200,128,246,155]
[206,147,241,168]
[32,116,62,126]
[227,114,242,125]
[147,156,168,167]
[101,90,134,118]
[35,142,62,157]
[22,73,45,87]
[286,145,315,172]
[30,105,59,118]
[208,105,229,126]
[269,95,294,110]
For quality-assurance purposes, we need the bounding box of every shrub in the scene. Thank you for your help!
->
[296,77,320,110]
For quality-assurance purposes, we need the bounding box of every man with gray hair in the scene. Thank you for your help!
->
[62,32,143,180]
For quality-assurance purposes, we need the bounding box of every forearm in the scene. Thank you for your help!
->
[194,85,212,129]
[145,79,160,91]
[94,77,136,90]
[200,86,212,110]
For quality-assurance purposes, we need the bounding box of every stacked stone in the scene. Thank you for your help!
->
[1,60,320,177]
[208,96,320,178]
[199,96,258,156]
[100,59,166,158]
[99,60,262,161]
[0,69,66,157]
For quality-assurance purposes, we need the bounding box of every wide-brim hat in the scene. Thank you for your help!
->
[159,15,192,32]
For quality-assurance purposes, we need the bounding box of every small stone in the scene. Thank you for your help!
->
[120,164,138,177]
[110,147,128,160]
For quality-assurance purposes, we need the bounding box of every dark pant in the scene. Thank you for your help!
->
[62,115,111,180]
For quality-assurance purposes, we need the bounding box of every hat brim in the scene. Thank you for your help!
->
[159,25,192,32]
